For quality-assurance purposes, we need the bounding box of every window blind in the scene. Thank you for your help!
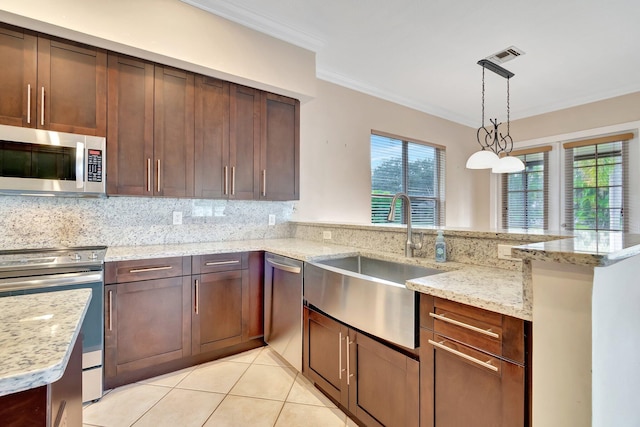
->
[371,132,446,226]
[501,146,551,230]
[564,134,631,231]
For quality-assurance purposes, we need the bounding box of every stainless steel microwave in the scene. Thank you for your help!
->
[0,124,106,197]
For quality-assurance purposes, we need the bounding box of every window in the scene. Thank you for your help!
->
[564,133,632,231]
[370,131,445,226]
[501,147,550,230]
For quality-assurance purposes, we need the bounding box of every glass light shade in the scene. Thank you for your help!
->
[491,155,525,173]
[466,149,499,169]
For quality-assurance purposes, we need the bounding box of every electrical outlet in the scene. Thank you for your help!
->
[268,214,276,226]
[173,211,183,225]
[323,231,332,240]
[497,244,521,260]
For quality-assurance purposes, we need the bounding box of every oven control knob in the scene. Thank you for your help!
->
[71,253,81,261]
[89,252,98,260]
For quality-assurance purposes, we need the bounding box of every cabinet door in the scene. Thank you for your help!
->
[192,270,247,354]
[104,277,191,380]
[194,76,229,198]
[260,93,299,200]
[37,36,107,136]
[154,65,195,197]
[229,84,260,199]
[424,330,525,427]
[0,24,37,128]
[348,330,419,427]
[303,307,349,406]
[106,54,154,195]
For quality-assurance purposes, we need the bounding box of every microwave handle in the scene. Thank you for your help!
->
[76,141,85,188]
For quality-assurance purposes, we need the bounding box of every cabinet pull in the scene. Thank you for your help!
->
[205,260,240,266]
[338,332,343,379]
[27,84,31,124]
[429,339,499,372]
[128,266,173,273]
[346,336,353,385]
[231,166,235,195]
[108,290,113,331]
[266,259,301,274]
[262,169,266,197]
[156,159,161,192]
[194,279,199,314]
[40,86,45,126]
[429,312,500,339]
[223,166,228,195]
[146,158,151,192]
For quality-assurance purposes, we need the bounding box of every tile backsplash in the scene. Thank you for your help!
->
[0,196,295,249]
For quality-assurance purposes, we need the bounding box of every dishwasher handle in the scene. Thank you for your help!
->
[266,258,302,274]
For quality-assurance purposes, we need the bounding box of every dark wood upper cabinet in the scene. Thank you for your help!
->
[229,83,261,200]
[0,24,37,128]
[106,54,154,196]
[194,76,230,198]
[154,65,195,198]
[260,93,300,200]
[0,23,106,135]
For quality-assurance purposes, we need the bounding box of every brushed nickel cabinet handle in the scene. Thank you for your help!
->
[339,332,343,380]
[146,158,151,192]
[429,312,500,339]
[108,290,113,331]
[429,339,499,372]
[346,336,353,385]
[27,84,31,124]
[40,86,45,126]
[223,166,228,195]
[194,279,199,314]
[128,266,173,273]
[262,169,266,197]
[205,260,240,266]
[156,159,161,192]
[266,259,301,274]
[231,166,235,195]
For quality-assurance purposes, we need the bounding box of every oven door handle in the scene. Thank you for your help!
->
[0,272,103,293]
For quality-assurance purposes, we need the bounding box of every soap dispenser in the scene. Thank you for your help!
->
[435,230,447,262]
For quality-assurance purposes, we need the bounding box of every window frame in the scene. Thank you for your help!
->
[370,130,446,226]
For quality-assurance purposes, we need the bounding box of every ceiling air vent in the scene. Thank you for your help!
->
[486,46,525,64]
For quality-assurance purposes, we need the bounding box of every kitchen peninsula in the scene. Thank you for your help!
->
[0,288,91,426]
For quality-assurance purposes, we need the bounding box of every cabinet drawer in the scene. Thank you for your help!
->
[105,257,190,284]
[192,252,247,274]
[421,295,525,364]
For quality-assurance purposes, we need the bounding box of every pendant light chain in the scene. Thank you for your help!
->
[506,77,510,135]
[481,66,485,127]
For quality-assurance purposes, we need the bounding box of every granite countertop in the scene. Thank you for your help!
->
[0,289,91,397]
[106,238,529,320]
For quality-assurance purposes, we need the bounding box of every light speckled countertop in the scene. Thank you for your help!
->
[0,289,91,397]
[106,239,529,320]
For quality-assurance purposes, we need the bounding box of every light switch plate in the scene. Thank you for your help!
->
[497,244,521,261]
[268,214,276,226]
[173,211,183,225]
[323,231,332,240]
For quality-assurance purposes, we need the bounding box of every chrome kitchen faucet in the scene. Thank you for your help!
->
[387,192,423,257]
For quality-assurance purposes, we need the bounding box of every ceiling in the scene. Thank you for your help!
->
[182,0,640,127]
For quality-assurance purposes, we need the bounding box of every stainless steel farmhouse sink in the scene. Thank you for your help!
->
[304,256,443,349]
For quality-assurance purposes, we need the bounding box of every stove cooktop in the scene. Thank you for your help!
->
[0,246,107,274]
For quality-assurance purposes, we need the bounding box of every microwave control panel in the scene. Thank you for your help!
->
[87,149,103,182]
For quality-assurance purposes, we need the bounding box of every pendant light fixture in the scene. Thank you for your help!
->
[466,59,525,173]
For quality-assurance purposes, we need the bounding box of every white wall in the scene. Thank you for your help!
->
[592,255,640,427]
[297,80,486,227]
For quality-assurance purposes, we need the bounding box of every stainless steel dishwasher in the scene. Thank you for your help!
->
[264,253,303,371]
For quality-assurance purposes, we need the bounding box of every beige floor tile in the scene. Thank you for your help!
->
[286,373,337,407]
[253,346,291,367]
[83,383,170,427]
[275,402,347,427]
[137,366,195,388]
[229,364,296,400]
[218,346,264,364]
[203,395,283,427]
[176,360,249,393]
[132,388,224,427]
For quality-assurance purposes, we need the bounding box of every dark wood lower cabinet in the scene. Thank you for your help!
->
[104,276,192,380]
[303,306,419,427]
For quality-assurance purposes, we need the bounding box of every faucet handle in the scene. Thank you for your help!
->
[412,232,424,250]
